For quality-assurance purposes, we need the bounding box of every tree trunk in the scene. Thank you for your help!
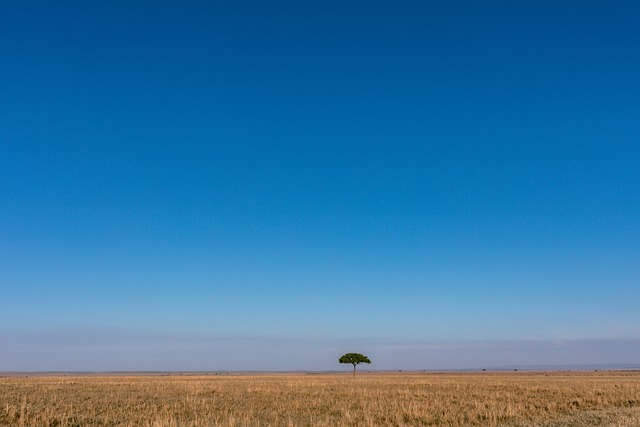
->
[353,364,356,377]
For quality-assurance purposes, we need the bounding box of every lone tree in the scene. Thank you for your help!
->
[339,353,371,377]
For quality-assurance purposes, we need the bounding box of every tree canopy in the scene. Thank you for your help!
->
[339,353,371,377]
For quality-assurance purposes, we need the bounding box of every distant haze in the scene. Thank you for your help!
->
[1,329,639,372]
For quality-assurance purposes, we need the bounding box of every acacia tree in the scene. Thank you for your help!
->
[339,353,371,377]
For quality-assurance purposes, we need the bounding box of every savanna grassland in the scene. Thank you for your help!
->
[1,371,640,426]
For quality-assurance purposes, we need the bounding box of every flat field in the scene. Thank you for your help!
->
[1,371,639,426]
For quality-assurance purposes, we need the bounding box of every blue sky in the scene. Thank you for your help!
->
[1,0,639,371]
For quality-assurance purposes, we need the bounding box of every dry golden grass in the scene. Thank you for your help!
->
[1,371,639,426]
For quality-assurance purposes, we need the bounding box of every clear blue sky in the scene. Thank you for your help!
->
[1,0,639,371]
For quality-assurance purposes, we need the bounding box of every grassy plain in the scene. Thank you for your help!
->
[1,371,639,426]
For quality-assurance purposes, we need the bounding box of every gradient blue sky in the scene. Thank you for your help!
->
[1,0,639,371]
